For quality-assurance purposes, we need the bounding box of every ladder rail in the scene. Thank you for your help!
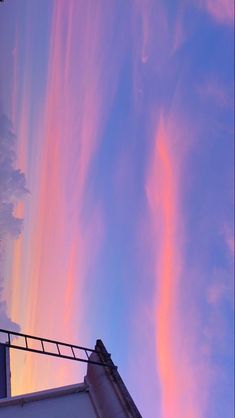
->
[0,329,116,369]
[0,329,98,354]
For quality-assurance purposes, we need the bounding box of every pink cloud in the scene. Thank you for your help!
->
[146,114,205,418]
[197,78,232,108]
[144,108,227,417]
[9,0,127,395]
[207,280,232,305]
[199,0,234,25]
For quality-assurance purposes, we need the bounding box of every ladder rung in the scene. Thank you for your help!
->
[0,329,116,369]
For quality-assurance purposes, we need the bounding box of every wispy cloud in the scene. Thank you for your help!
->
[2,0,233,413]
[198,0,234,25]
[8,0,128,395]
[197,78,232,109]
[146,114,207,418]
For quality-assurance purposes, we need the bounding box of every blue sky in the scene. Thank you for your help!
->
[0,1,234,417]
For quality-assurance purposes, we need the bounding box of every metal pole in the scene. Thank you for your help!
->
[0,343,7,398]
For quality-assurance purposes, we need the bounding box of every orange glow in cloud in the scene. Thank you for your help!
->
[147,115,202,418]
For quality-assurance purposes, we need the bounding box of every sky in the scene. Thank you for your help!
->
[0,1,234,417]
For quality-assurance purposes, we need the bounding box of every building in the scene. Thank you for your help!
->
[0,330,142,417]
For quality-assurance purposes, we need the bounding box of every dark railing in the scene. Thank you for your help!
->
[0,329,116,369]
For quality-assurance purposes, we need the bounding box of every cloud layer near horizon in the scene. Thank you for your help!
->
[0,113,27,332]
[0,114,27,239]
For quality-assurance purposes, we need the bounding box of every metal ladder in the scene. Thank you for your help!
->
[0,328,116,369]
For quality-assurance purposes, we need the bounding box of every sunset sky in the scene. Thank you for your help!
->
[0,1,234,417]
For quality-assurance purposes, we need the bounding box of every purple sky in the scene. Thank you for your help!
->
[0,1,234,417]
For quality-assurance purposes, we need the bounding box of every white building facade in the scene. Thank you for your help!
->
[0,338,142,418]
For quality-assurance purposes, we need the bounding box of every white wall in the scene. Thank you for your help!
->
[0,389,98,418]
